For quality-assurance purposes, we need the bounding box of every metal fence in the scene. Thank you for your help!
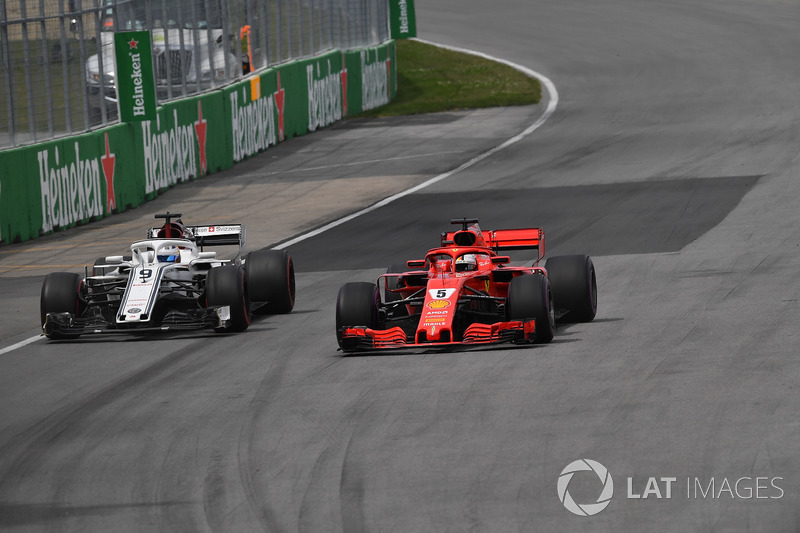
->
[0,0,389,149]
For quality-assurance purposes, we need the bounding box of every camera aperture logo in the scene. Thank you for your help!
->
[558,459,614,516]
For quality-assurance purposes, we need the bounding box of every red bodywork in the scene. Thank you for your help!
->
[338,220,547,351]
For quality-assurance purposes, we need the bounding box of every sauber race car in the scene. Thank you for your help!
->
[40,212,295,339]
[335,218,597,352]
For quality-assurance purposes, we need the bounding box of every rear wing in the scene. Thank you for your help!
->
[147,224,246,248]
[442,227,545,259]
[486,228,544,252]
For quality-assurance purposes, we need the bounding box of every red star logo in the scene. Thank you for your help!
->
[340,55,348,117]
[101,132,116,212]
[275,72,285,142]
[128,38,138,49]
[194,101,208,176]
[386,59,392,99]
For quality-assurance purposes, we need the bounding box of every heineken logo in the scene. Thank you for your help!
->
[307,61,343,132]
[129,52,148,117]
[361,49,390,112]
[142,110,199,194]
[230,84,281,162]
[141,101,209,194]
[398,0,410,34]
[389,0,416,39]
[38,143,106,232]
[115,31,157,122]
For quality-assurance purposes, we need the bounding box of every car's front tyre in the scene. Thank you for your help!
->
[206,266,251,332]
[506,274,554,343]
[40,272,83,339]
[335,282,379,349]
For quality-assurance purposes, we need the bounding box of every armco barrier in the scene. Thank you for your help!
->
[0,41,397,246]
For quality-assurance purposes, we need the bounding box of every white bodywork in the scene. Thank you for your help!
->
[90,224,245,326]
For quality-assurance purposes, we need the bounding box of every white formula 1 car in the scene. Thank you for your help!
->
[40,212,295,339]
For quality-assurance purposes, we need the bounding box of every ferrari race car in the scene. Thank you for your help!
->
[335,218,597,352]
[40,212,295,339]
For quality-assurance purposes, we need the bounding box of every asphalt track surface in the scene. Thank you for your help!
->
[1,0,799,531]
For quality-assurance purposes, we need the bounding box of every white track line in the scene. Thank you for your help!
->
[273,40,558,250]
[0,335,43,356]
[1,42,558,356]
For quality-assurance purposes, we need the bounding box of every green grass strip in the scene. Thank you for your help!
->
[359,39,541,118]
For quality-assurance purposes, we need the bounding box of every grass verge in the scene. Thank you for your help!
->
[358,39,542,118]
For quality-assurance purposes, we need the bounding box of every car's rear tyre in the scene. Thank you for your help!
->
[206,266,251,332]
[506,274,554,343]
[245,249,295,315]
[40,272,83,339]
[545,255,597,323]
[335,282,379,348]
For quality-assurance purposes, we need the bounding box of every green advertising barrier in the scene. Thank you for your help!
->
[0,147,35,243]
[99,122,144,212]
[224,68,283,163]
[345,42,397,116]
[226,50,349,162]
[0,125,140,243]
[34,133,111,235]
[136,91,229,198]
[277,60,308,140]
[0,41,396,244]
[303,51,345,132]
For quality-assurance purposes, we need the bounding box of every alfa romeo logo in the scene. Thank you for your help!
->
[557,459,614,516]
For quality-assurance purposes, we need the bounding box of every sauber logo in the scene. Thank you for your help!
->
[427,300,451,310]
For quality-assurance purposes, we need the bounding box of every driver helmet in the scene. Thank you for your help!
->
[455,253,478,272]
[157,246,180,263]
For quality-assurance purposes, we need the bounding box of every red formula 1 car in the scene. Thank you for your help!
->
[335,218,597,352]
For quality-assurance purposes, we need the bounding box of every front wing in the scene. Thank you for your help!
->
[42,307,228,337]
[338,319,537,352]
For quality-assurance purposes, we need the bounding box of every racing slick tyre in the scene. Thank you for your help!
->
[40,272,83,339]
[245,249,295,315]
[544,255,597,323]
[335,282,379,349]
[384,263,408,318]
[506,274,554,343]
[206,266,251,332]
